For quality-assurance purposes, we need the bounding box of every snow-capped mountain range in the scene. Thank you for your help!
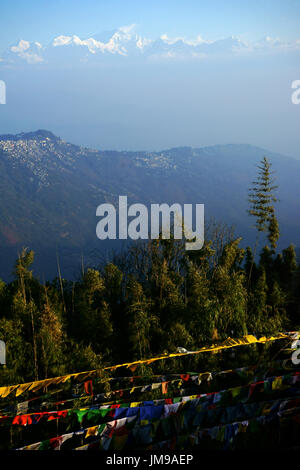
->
[1,24,299,65]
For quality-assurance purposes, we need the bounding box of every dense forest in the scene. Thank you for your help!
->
[0,157,299,386]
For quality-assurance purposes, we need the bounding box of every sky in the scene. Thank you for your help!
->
[0,0,300,157]
[1,0,300,49]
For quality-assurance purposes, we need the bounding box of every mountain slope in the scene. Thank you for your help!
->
[0,130,299,280]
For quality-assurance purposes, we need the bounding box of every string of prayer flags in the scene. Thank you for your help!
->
[0,332,295,399]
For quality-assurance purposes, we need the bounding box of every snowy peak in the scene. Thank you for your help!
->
[50,24,150,57]
[1,26,299,65]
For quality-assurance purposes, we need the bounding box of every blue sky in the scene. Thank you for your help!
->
[1,0,300,50]
[0,0,300,157]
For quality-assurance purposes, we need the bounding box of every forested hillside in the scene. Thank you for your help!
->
[0,130,300,280]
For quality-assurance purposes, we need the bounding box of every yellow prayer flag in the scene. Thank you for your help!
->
[0,385,18,398]
[85,426,98,439]
[16,383,32,396]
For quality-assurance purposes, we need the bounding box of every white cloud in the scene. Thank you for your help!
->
[23,53,44,64]
[10,39,43,63]
[11,39,30,53]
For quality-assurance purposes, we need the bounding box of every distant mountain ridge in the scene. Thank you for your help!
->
[0,130,299,280]
[0,130,58,141]
[1,26,299,66]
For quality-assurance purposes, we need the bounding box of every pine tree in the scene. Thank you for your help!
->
[248,156,278,238]
[268,213,280,251]
[247,157,280,282]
